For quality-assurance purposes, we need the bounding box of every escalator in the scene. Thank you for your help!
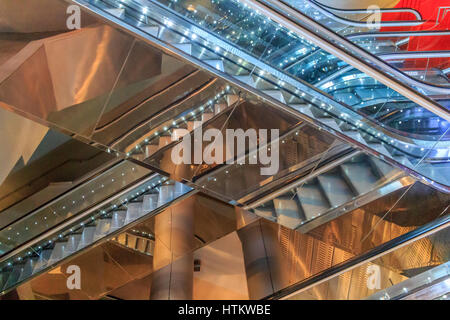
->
[246,151,413,232]
[279,221,450,300]
[11,181,448,300]
[0,0,449,299]
[0,170,193,294]
[64,0,450,191]
[0,0,448,189]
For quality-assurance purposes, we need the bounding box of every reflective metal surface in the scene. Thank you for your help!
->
[285,226,450,300]
[18,193,240,299]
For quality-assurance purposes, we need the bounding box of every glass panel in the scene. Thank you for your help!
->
[236,179,449,299]
[194,124,341,202]
[0,160,149,256]
[286,226,450,300]
[145,96,300,185]
[0,174,192,294]
[249,153,410,230]
[368,262,450,300]
[0,127,114,228]
[70,0,450,189]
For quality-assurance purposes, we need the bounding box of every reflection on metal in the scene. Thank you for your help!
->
[235,181,449,299]
[296,176,414,233]
[111,230,154,256]
[151,196,195,299]
[285,228,450,300]
[238,218,355,299]
[106,231,249,300]
[15,194,237,299]
[368,261,450,300]
[268,212,449,300]
[0,108,48,186]
[305,0,424,26]
[0,23,164,137]
[29,242,153,299]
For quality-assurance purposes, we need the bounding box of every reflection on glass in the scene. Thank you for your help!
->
[286,226,450,300]
[0,161,149,256]
[73,0,450,188]
[250,153,408,230]
[0,174,192,294]
[195,124,339,201]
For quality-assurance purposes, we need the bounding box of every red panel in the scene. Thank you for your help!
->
[379,0,450,69]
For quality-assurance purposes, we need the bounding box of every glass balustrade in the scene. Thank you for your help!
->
[0,160,150,256]
[0,174,193,294]
[283,0,426,35]
[274,0,450,92]
[71,0,450,190]
[248,152,412,231]
[286,225,450,300]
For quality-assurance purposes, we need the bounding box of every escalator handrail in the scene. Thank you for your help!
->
[289,31,450,88]
[72,0,450,192]
[0,173,159,264]
[249,0,450,119]
[309,0,423,20]
[264,213,450,300]
[380,50,450,61]
[316,51,450,91]
[347,30,450,40]
[307,0,425,27]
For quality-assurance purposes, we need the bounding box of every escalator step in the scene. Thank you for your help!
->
[273,198,303,229]
[340,161,379,195]
[317,173,354,208]
[296,182,330,221]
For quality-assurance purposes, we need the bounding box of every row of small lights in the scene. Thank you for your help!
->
[107,3,437,165]
[115,0,324,74]
[164,0,430,155]
[0,166,140,249]
[109,0,343,115]
[128,229,154,239]
[1,176,172,271]
[124,89,230,158]
[324,79,449,135]
[127,0,445,212]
